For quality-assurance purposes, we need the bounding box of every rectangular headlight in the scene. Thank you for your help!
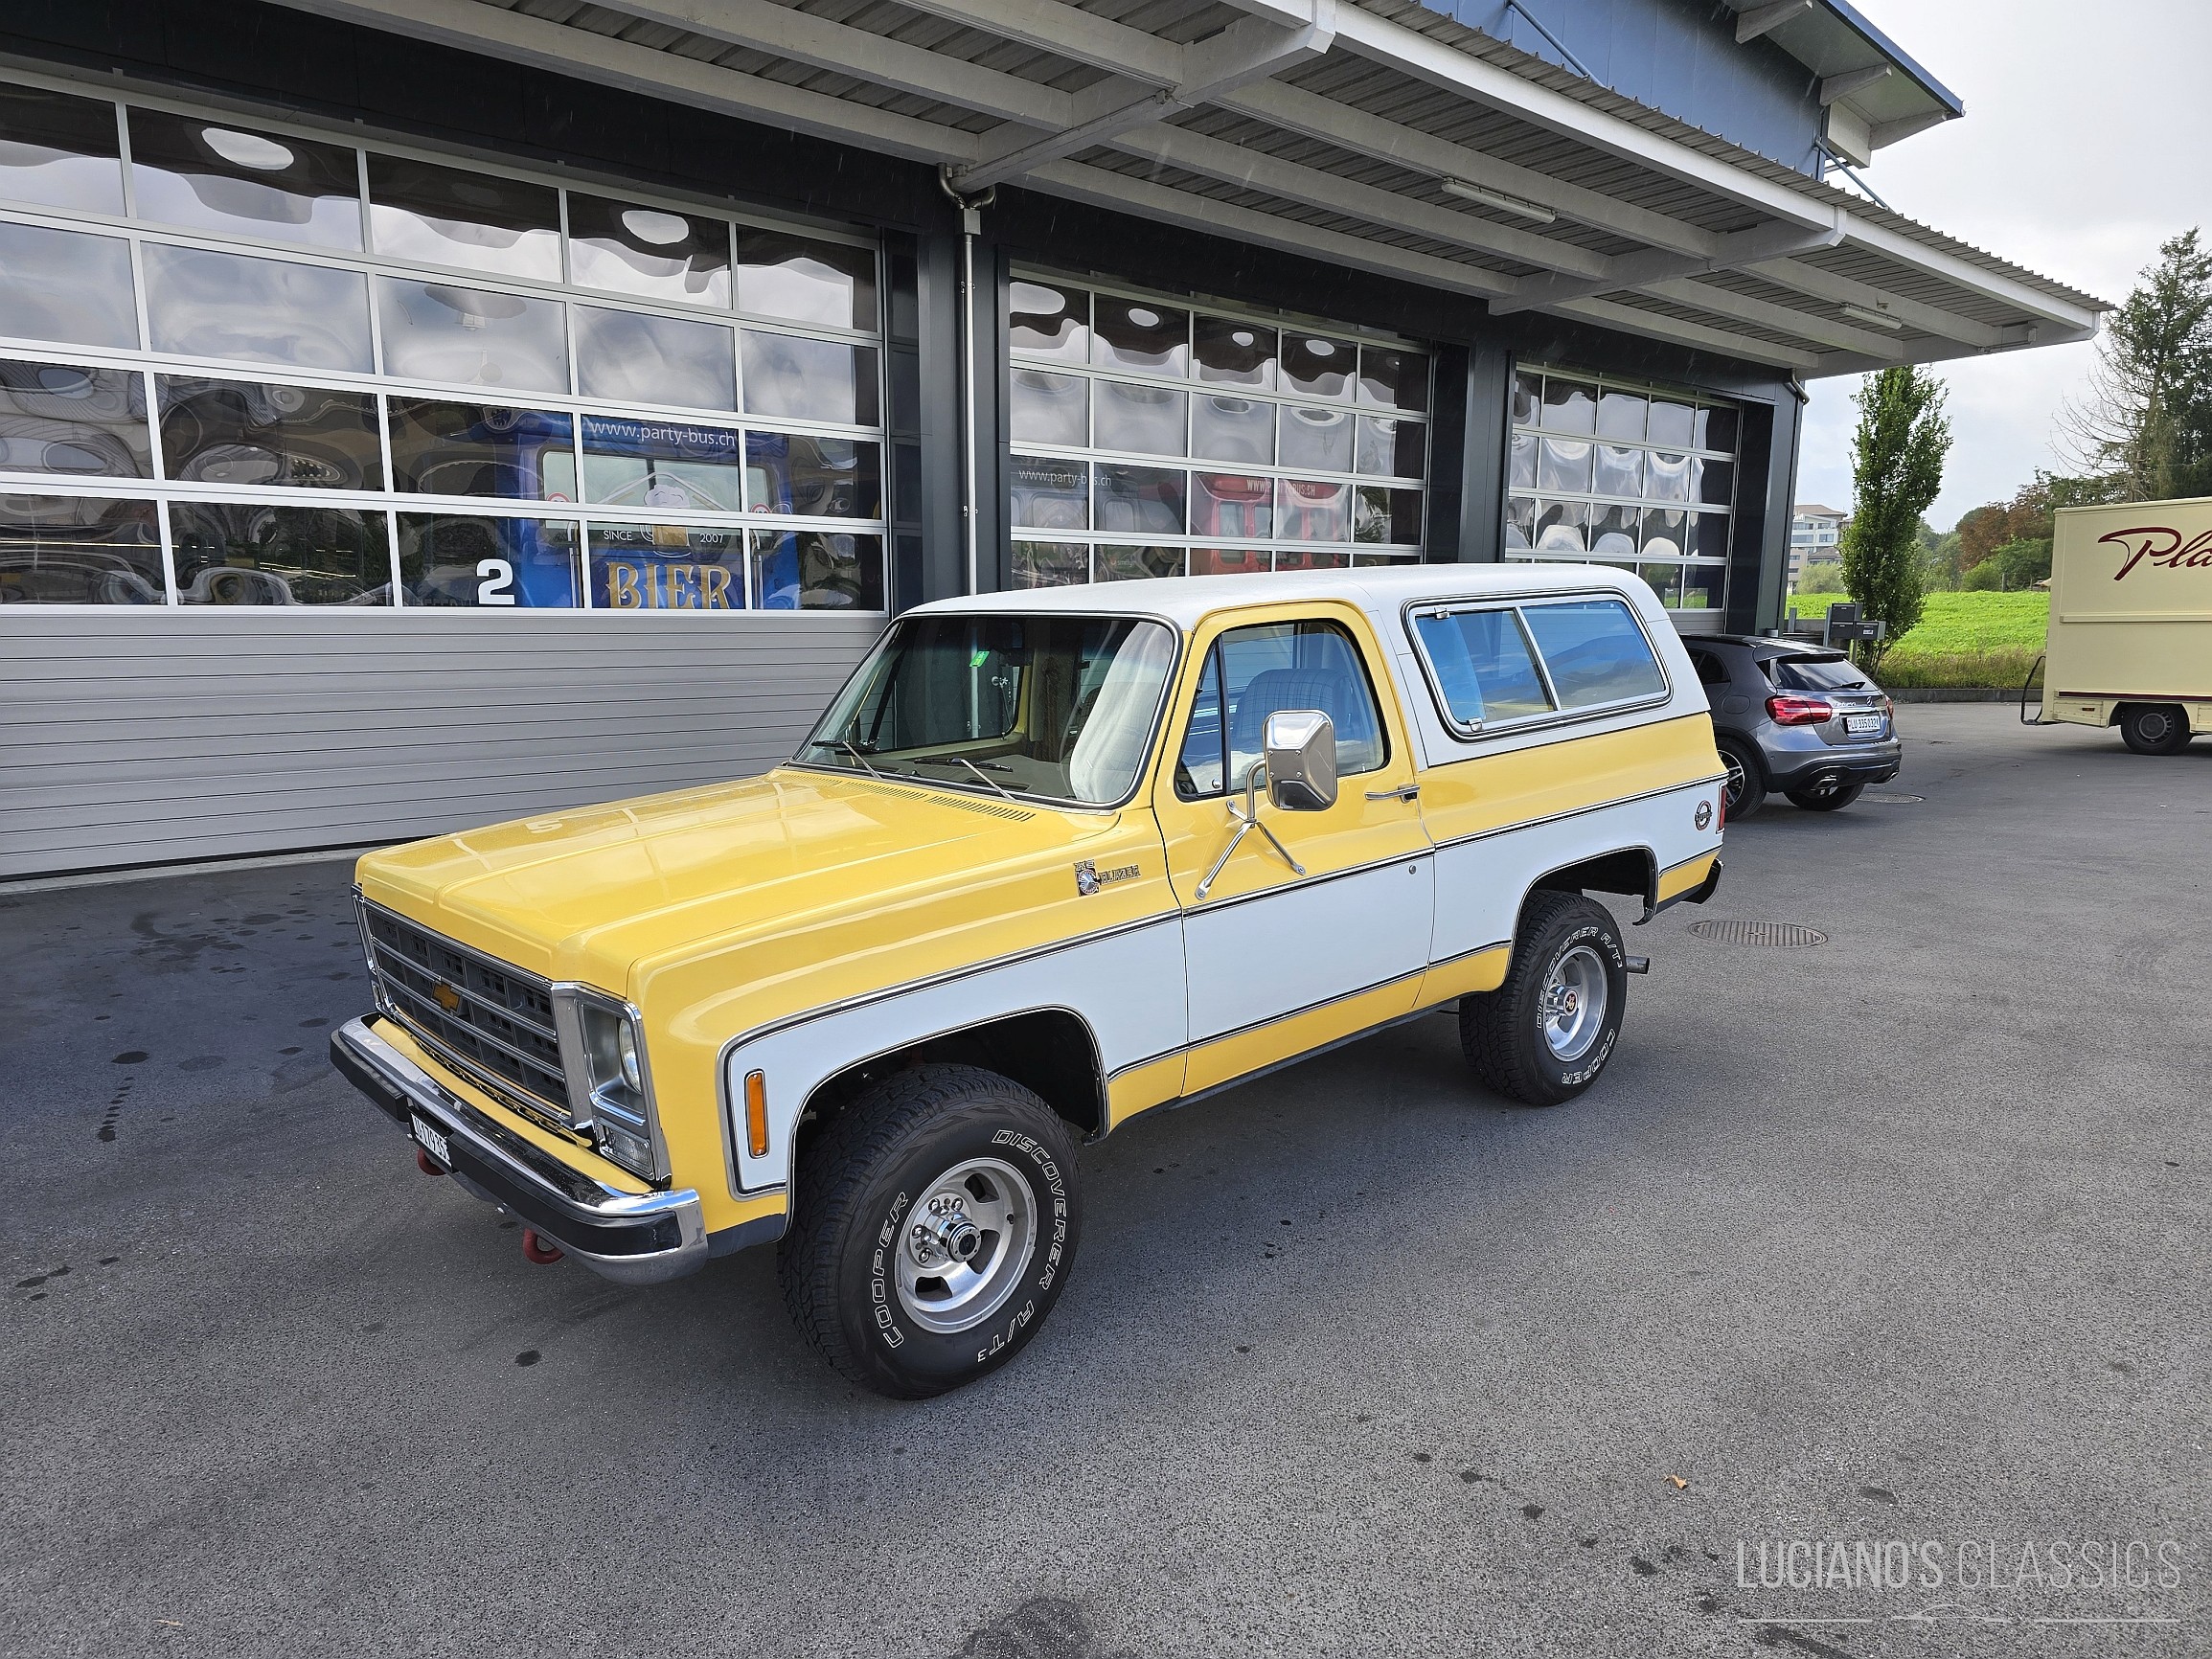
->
[555,989,667,1182]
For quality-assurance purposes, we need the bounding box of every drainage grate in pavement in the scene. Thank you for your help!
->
[1687,919,1829,948]
[1862,792,1925,804]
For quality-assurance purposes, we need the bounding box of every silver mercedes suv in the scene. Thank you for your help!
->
[1679,634,1902,817]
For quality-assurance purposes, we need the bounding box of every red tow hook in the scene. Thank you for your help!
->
[415,1148,445,1176]
[521,1228,565,1265]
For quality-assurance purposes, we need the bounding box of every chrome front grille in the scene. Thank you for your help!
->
[359,903,570,1121]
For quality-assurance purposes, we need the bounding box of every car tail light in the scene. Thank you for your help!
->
[1767,693,1835,726]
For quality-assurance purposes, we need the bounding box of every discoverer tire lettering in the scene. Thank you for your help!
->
[1460,891,1630,1107]
[778,1063,1082,1399]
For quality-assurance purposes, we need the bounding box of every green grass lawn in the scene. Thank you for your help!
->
[1782,589,2049,688]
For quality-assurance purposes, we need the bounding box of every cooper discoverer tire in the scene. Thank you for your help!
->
[1785,780,1865,811]
[777,1063,1081,1399]
[1460,891,1629,1107]
[2118,703,2193,756]
[1717,737,1767,820]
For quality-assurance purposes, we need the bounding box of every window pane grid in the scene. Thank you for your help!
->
[1505,364,1739,615]
[0,76,888,611]
[1010,268,1429,586]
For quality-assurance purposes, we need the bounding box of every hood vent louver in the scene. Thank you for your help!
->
[832,778,1038,821]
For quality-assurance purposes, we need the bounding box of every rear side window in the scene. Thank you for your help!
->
[1687,648,1727,687]
[1411,594,1667,734]
[1410,608,1551,727]
[1519,601,1667,709]
[1767,652,1868,693]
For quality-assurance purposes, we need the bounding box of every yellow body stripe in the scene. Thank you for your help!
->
[1656,852,1718,902]
[1415,944,1512,1006]
[1417,712,1721,844]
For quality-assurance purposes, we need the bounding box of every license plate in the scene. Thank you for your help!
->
[1844,714,1881,734]
[411,1115,451,1168]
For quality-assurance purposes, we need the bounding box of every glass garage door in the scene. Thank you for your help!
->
[0,75,888,614]
[1504,367,1739,619]
[1006,272,1430,585]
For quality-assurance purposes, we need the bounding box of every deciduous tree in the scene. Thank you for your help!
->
[2062,228,2212,500]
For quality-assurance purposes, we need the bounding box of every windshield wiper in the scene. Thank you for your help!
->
[912,755,1020,801]
[810,737,883,780]
[913,756,1014,773]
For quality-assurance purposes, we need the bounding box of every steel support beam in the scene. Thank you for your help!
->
[1743,258,2002,350]
[1733,1,1812,44]
[949,4,1337,193]
[1487,216,1845,315]
[592,0,1068,128]
[1214,80,1717,258]
[1551,296,1822,372]
[889,0,1184,84]
[1633,276,1904,359]
[1819,65,1893,106]
[1103,121,1612,278]
[262,0,979,166]
[1026,159,1515,299]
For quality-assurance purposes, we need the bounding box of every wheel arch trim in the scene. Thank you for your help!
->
[716,918,1181,1198]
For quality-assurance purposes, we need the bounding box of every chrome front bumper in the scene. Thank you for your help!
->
[330,1016,709,1285]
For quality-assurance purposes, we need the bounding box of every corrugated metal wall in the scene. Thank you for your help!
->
[0,612,882,877]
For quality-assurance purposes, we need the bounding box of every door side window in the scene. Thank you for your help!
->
[1174,619,1387,800]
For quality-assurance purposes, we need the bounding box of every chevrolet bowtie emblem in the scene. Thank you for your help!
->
[431,981,463,1011]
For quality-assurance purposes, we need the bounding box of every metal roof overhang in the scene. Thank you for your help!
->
[263,0,2105,378]
[1721,0,1962,152]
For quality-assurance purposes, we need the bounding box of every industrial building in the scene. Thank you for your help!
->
[0,0,2103,875]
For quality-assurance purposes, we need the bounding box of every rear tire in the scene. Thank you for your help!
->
[777,1064,1081,1398]
[2118,703,2193,755]
[1461,891,1629,1107]
[1786,780,1865,811]
[1718,738,1767,820]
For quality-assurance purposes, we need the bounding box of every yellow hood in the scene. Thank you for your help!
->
[356,766,1135,990]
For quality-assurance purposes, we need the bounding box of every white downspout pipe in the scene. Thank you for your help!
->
[941,170,995,597]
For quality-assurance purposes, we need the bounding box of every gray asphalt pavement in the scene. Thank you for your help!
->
[2,703,2207,1658]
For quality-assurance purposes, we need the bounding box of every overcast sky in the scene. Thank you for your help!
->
[1792,0,2212,530]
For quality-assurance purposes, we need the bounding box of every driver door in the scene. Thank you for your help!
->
[1153,606,1434,1094]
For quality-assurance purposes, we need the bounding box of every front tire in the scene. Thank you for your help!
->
[2118,703,2193,755]
[1786,780,1865,811]
[1718,738,1767,820]
[778,1064,1081,1398]
[1460,891,1629,1107]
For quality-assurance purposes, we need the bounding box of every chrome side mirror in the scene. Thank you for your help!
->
[1263,708,1338,811]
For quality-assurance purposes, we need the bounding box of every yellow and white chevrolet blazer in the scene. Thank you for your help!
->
[333,564,1724,1396]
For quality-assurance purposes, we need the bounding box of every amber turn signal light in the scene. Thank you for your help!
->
[744,1070,769,1158]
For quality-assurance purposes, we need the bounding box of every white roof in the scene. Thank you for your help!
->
[908,560,1634,629]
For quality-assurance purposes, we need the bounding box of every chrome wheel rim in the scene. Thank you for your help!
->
[1722,749,1748,810]
[895,1156,1037,1334]
[1538,944,1609,1062]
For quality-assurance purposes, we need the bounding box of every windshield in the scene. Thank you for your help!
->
[1766,653,1872,693]
[800,613,1179,807]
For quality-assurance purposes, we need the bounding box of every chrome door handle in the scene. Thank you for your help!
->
[1365,783,1420,801]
